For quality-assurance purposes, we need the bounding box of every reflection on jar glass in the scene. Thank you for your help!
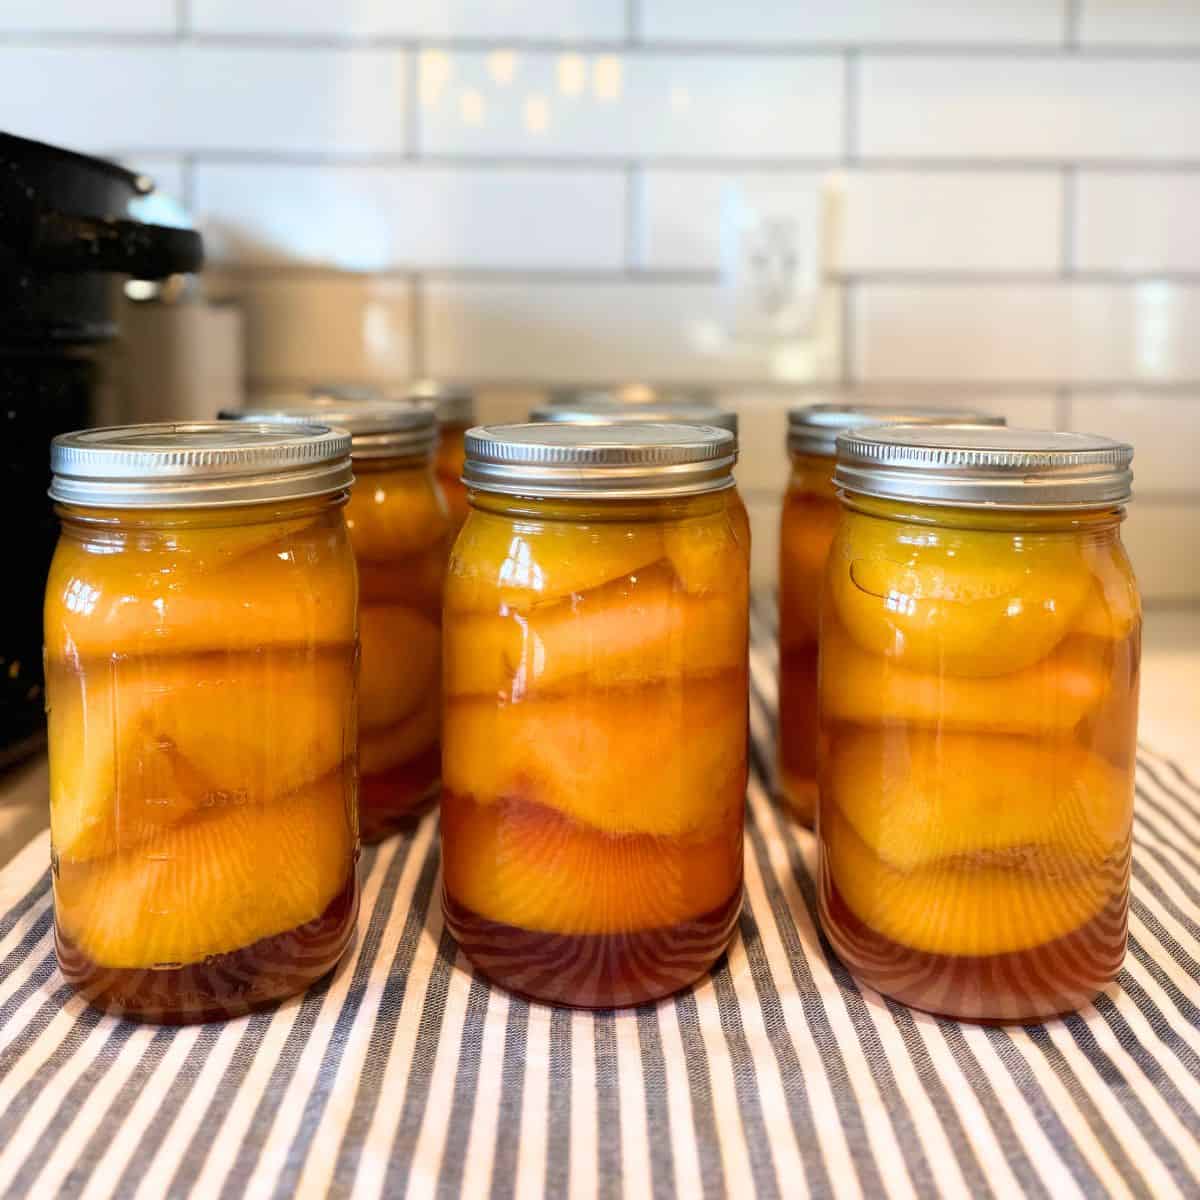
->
[777,403,1003,826]
[817,425,1139,1023]
[224,399,451,841]
[45,423,360,1022]
[442,423,748,1007]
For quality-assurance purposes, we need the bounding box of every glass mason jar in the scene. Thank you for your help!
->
[530,395,751,552]
[818,425,1140,1022]
[44,423,360,1022]
[778,404,1004,826]
[225,400,451,841]
[442,423,749,1007]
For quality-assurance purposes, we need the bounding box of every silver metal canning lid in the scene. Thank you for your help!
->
[463,422,736,499]
[222,398,437,459]
[399,379,476,426]
[788,402,1004,456]
[834,425,1134,510]
[49,422,354,509]
[529,397,738,438]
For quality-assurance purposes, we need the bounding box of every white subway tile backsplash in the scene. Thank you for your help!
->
[192,0,625,40]
[421,281,841,382]
[0,0,174,32]
[1071,392,1200,493]
[1079,1,1200,47]
[860,57,1200,161]
[417,52,842,159]
[0,47,407,155]
[641,1,1062,46]
[639,169,1061,272]
[194,164,625,269]
[1121,503,1200,600]
[1075,173,1200,273]
[855,283,1200,383]
[204,275,413,384]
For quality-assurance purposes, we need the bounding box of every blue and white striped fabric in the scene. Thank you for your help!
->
[0,603,1198,1199]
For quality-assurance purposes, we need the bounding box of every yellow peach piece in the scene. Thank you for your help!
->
[442,677,746,838]
[344,469,449,562]
[825,729,1131,876]
[1073,542,1141,641]
[358,605,440,730]
[445,510,665,614]
[664,507,746,595]
[442,790,742,935]
[829,516,1092,677]
[45,520,357,660]
[55,773,355,969]
[359,693,440,776]
[49,650,355,863]
[444,564,745,698]
[820,623,1113,735]
[824,807,1121,958]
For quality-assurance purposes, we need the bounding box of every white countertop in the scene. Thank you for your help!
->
[2,606,1195,868]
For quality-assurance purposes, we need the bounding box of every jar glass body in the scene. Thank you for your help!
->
[777,451,839,825]
[817,495,1140,1022]
[435,421,470,534]
[344,453,451,840]
[442,488,749,1006]
[44,494,360,1022]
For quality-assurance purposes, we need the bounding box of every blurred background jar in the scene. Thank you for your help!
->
[818,425,1139,1022]
[44,422,360,1022]
[442,423,747,1007]
[778,404,1005,827]
[224,398,450,841]
[529,391,750,550]
[398,381,477,536]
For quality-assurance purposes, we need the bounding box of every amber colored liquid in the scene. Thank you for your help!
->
[444,886,741,1009]
[55,870,358,1024]
[820,867,1128,1023]
[359,742,442,842]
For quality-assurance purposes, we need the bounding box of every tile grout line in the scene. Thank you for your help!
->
[840,282,856,386]
[409,275,425,377]
[6,32,1200,56]
[1061,165,1077,278]
[405,41,420,160]
[842,49,859,165]
[624,163,641,271]
[626,0,639,45]
[1064,0,1083,50]
[1055,387,1073,431]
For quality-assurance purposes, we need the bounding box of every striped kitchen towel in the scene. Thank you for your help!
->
[0,609,1197,1198]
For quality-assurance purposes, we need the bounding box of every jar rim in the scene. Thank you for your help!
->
[463,422,737,499]
[222,398,438,458]
[529,399,738,438]
[834,424,1134,510]
[788,402,1005,456]
[49,421,354,508]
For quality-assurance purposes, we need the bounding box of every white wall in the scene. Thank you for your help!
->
[3,0,1199,595]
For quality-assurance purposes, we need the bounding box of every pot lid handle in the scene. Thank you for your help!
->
[25,210,204,279]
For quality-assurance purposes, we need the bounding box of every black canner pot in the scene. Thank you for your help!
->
[0,132,204,763]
